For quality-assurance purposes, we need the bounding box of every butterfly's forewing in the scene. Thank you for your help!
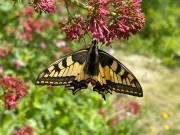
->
[98,50,143,97]
[36,49,88,90]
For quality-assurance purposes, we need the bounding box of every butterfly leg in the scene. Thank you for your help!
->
[107,89,112,94]
[72,89,81,95]
[93,82,107,100]
[69,80,88,95]
[100,92,106,100]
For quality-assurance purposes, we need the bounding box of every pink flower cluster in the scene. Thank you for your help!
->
[60,15,84,41]
[12,124,34,135]
[0,76,29,109]
[32,0,56,13]
[60,0,145,45]
[98,96,141,126]
[17,7,52,41]
[12,59,24,69]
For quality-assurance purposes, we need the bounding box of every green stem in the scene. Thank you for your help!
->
[64,0,73,19]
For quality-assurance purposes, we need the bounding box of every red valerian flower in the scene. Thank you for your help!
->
[87,0,145,45]
[21,32,33,41]
[61,15,84,41]
[110,118,118,126]
[17,7,52,42]
[32,20,43,31]
[12,124,34,135]
[112,0,145,40]
[0,76,29,109]
[55,40,66,48]
[98,108,107,115]
[85,17,111,45]
[97,6,109,17]
[39,42,47,49]
[126,101,140,115]
[22,6,33,15]
[12,59,24,69]
[61,46,71,53]
[32,0,56,13]
[117,114,124,121]
[23,22,32,32]
[60,0,145,46]
[4,94,17,109]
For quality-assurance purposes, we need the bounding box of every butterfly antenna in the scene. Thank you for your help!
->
[102,94,106,101]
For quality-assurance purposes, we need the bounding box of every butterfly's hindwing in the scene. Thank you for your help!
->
[36,49,88,88]
[98,50,143,97]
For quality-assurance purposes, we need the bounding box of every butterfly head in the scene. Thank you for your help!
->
[89,39,98,57]
[92,39,98,45]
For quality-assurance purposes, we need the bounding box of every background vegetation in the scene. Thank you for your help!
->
[0,0,180,135]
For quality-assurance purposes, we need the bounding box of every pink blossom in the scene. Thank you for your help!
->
[113,102,126,110]
[27,16,33,24]
[61,46,71,53]
[4,94,17,109]
[22,7,33,15]
[0,66,4,73]
[12,124,34,135]
[97,6,109,16]
[56,40,66,48]
[0,76,29,109]
[22,32,32,40]
[98,108,107,115]
[33,0,56,13]
[63,15,84,40]
[110,118,118,126]
[85,17,110,45]
[112,0,145,40]
[23,22,32,32]
[61,0,145,46]
[43,19,52,27]
[22,125,34,134]
[12,131,22,135]
[117,114,124,121]
[2,76,16,87]
[18,9,50,41]
[126,101,140,115]
[40,42,47,49]
[12,59,24,69]
[33,20,43,30]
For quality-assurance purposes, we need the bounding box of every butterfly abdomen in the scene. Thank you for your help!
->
[84,44,100,76]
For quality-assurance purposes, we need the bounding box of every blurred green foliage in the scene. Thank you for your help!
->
[0,0,180,135]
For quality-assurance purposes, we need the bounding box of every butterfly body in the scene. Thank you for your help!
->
[36,40,143,100]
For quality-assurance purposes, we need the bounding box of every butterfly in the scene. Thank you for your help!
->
[36,40,143,100]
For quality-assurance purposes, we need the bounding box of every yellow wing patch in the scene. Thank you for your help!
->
[99,50,143,97]
[36,49,88,86]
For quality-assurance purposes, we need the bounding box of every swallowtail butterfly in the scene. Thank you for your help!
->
[36,40,143,100]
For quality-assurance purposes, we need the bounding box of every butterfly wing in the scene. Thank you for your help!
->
[98,50,143,97]
[36,49,89,93]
